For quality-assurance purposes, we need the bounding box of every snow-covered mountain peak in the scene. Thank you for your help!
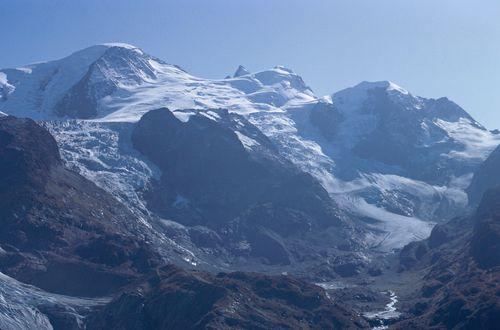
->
[41,41,146,70]
[332,80,477,124]
[357,80,409,95]
[0,43,161,118]
[252,66,313,95]
[333,80,412,105]
[1,44,319,121]
[88,43,159,83]
[273,65,295,74]
[0,46,111,118]
[71,42,144,58]
[101,42,143,50]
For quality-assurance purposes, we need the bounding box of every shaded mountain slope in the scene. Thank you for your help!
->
[467,144,500,205]
[131,108,341,229]
[131,108,362,268]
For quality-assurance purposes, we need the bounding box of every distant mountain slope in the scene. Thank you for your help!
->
[328,81,494,184]
[253,81,499,249]
[131,108,362,269]
[303,82,499,232]
[0,43,315,121]
[2,43,499,252]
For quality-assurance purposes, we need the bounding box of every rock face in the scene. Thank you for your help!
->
[395,187,500,329]
[328,81,489,185]
[88,264,369,329]
[471,187,500,269]
[308,101,344,141]
[467,145,500,205]
[131,108,359,266]
[233,65,250,77]
[0,116,160,296]
[55,45,157,118]
[132,108,339,229]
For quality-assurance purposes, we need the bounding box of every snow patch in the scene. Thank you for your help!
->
[435,118,500,160]
[0,72,8,85]
[386,81,409,95]
[173,110,196,123]
[235,131,260,149]
[101,42,142,51]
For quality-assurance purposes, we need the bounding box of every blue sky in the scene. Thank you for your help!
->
[1,0,499,127]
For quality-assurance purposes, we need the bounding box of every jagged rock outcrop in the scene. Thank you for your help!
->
[233,65,250,77]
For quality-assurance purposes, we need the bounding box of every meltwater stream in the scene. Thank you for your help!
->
[363,290,401,329]
[317,280,402,329]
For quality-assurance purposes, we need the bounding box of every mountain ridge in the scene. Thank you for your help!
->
[2,42,499,251]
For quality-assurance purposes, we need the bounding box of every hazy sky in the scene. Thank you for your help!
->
[1,0,499,127]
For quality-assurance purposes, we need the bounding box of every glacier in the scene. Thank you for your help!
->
[2,43,499,252]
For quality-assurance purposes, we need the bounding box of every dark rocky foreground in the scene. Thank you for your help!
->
[88,264,369,329]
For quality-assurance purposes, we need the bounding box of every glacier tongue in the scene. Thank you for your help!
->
[0,271,109,330]
[42,120,160,219]
[248,106,470,250]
